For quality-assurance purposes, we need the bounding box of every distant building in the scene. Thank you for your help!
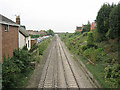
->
[76,26,82,31]
[28,30,46,36]
[27,30,38,35]
[16,16,31,50]
[0,14,19,62]
[31,38,37,47]
[40,30,47,36]
[91,22,96,31]
[76,24,87,32]
[82,24,87,30]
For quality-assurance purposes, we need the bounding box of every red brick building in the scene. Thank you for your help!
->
[76,24,87,32]
[0,14,19,62]
[76,26,82,31]
[28,30,47,36]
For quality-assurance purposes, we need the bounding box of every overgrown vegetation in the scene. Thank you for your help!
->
[82,21,91,33]
[2,46,34,89]
[96,3,120,41]
[59,2,119,88]
[38,39,51,55]
[46,29,54,36]
[30,35,40,38]
[30,29,54,38]
[2,37,52,89]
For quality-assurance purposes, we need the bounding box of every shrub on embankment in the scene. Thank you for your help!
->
[2,47,34,89]
[38,39,51,55]
[2,38,52,89]
[59,30,119,88]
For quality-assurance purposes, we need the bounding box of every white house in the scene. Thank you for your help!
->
[19,27,31,50]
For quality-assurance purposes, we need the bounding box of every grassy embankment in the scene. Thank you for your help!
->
[59,32,119,88]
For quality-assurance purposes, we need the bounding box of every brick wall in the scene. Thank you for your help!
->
[91,22,96,31]
[2,25,19,62]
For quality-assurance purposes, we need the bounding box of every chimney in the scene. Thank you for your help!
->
[16,15,20,25]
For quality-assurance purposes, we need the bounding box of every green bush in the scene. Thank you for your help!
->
[39,45,44,55]
[83,47,95,58]
[87,32,94,46]
[38,39,50,55]
[75,41,80,48]
[74,31,81,35]
[46,29,54,36]
[86,31,98,48]
[87,44,98,49]
[93,29,106,42]
[2,48,33,89]
[31,43,37,50]
[80,45,88,54]
[2,58,21,88]
[13,49,32,70]
[68,34,73,38]
[104,64,120,88]
[2,37,51,89]
[83,47,105,63]
[30,35,40,38]
[91,48,105,63]
[82,32,88,37]
[22,46,28,50]
[76,48,80,55]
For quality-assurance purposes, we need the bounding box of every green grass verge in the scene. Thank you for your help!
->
[78,54,110,88]
[63,39,110,88]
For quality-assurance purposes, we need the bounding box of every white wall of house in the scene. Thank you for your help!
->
[25,36,31,50]
[19,32,31,50]
[19,32,26,49]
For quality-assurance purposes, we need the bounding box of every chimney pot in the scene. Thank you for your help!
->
[16,15,20,25]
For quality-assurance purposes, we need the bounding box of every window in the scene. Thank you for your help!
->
[5,25,9,32]
[28,40,29,48]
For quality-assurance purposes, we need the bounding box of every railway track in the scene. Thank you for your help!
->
[38,35,98,88]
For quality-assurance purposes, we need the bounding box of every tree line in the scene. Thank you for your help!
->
[96,3,120,41]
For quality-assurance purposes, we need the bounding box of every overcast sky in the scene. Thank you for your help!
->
[0,0,119,33]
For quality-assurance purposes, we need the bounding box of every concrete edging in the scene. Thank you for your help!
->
[74,55,102,88]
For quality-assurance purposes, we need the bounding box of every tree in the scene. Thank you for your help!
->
[82,28,87,33]
[106,3,120,39]
[46,29,54,36]
[74,31,81,35]
[96,3,112,41]
[81,21,91,33]
[86,21,91,32]
[87,32,94,46]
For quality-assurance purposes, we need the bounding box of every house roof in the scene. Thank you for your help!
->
[0,14,19,26]
[28,30,46,35]
[19,27,29,37]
